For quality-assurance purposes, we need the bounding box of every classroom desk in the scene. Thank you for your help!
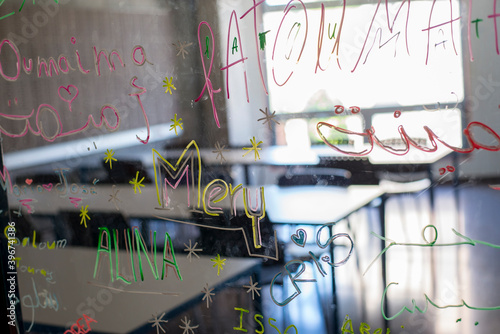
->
[265,179,431,225]
[263,180,430,332]
[15,246,260,333]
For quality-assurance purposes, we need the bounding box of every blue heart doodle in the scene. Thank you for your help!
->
[291,229,307,247]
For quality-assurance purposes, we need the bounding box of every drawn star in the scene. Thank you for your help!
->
[169,114,183,135]
[173,41,193,59]
[108,185,121,211]
[212,141,229,164]
[242,136,263,161]
[103,149,117,169]
[184,240,202,262]
[129,171,145,194]
[179,316,199,334]
[211,254,226,276]
[79,205,90,228]
[243,276,262,300]
[201,283,215,308]
[257,108,280,130]
[149,312,168,334]
[163,76,177,94]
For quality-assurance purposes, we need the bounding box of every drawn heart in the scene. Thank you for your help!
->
[25,178,33,185]
[291,229,307,247]
[42,183,53,191]
[57,85,79,111]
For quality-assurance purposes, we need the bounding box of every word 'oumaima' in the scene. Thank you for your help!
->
[0,38,150,81]
[0,38,154,144]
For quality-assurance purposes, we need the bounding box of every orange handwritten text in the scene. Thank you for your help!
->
[64,314,97,334]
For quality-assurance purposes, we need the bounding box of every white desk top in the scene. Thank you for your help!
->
[265,179,430,224]
[265,185,385,224]
[16,246,260,333]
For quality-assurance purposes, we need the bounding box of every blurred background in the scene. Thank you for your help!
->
[1,0,500,333]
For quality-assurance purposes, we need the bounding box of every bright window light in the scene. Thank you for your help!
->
[263,0,464,113]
